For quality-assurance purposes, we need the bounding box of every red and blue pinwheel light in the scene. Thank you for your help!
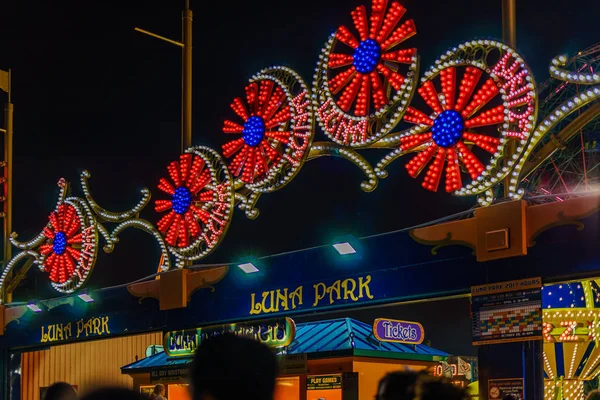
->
[328,0,417,116]
[39,204,84,284]
[401,66,505,192]
[155,154,215,248]
[222,79,293,184]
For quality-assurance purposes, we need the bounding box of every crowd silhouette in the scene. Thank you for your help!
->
[40,333,506,400]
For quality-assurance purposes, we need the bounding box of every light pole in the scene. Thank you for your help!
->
[502,0,517,198]
[135,0,193,152]
[0,69,13,303]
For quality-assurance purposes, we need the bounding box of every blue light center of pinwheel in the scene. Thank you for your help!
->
[353,39,381,74]
[242,116,266,147]
[432,110,465,148]
[172,187,192,215]
[53,232,67,255]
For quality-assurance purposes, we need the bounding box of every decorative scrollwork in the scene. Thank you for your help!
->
[110,218,170,271]
[309,142,378,192]
[80,170,151,223]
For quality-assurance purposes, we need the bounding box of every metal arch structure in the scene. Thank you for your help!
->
[523,43,600,199]
[1,0,600,300]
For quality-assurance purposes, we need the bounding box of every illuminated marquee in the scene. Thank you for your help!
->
[40,315,111,343]
[249,274,374,315]
[164,317,296,357]
[1,0,598,296]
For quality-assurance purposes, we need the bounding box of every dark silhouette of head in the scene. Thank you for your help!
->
[376,371,419,400]
[80,388,148,400]
[414,376,466,400]
[44,382,77,400]
[152,384,165,396]
[586,390,600,400]
[190,334,278,400]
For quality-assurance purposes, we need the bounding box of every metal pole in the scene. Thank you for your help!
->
[182,0,193,151]
[502,0,516,198]
[501,0,517,49]
[3,71,13,303]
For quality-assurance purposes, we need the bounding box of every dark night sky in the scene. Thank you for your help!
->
[0,0,599,299]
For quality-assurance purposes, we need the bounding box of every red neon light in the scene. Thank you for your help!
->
[155,154,218,248]
[324,0,417,120]
[40,204,83,284]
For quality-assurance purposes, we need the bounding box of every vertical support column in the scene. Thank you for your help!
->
[181,0,193,151]
[478,340,543,400]
[502,0,517,198]
[1,70,13,303]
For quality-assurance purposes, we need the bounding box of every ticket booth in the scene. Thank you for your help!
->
[122,318,449,400]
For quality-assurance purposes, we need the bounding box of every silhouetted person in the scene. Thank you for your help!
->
[80,387,148,400]
[414,375,466,400]
[586,390,600,400]
[44,382,77,400]
[376,371,419,400]
[150,384,166,400]
[190,334,278,400]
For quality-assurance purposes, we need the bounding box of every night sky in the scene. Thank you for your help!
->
[1,0,599,299]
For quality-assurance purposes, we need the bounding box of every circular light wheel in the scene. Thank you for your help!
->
[39,200,98,293]
[155,146,235,261]
[399,40,537,195]
[313,0,419,147]
[221,66,315,193]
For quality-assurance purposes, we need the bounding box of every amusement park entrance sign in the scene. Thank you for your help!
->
[1,0,599,303]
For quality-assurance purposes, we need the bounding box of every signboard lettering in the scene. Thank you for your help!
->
[471,278,542,345]
[150,368,189,383]
[40,316,110,343]
[278,353,307,375]
[373,318,424,344]
[488,378,524,400]
[165,317,295,357]
[249,274,374,316]
[307,374,343,390]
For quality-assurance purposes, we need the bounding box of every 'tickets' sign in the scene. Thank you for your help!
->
[372,318,425,345]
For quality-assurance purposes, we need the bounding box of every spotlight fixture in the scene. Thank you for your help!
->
[77,293,94,303]
[26,302,43,313]
[332,242,357,255]
[237,262,259,274]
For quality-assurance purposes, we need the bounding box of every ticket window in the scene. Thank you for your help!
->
[275,377,300,400]
[167,384,191,400]
[140,386,154,397]
[140,384,191,400]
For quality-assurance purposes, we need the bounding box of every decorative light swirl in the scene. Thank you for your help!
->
[0,250,41,304]
[308,142,378,192]
[80,170,151,223]
[550,54,600,85]
[109,218,171,271]
[509,85,600,200]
